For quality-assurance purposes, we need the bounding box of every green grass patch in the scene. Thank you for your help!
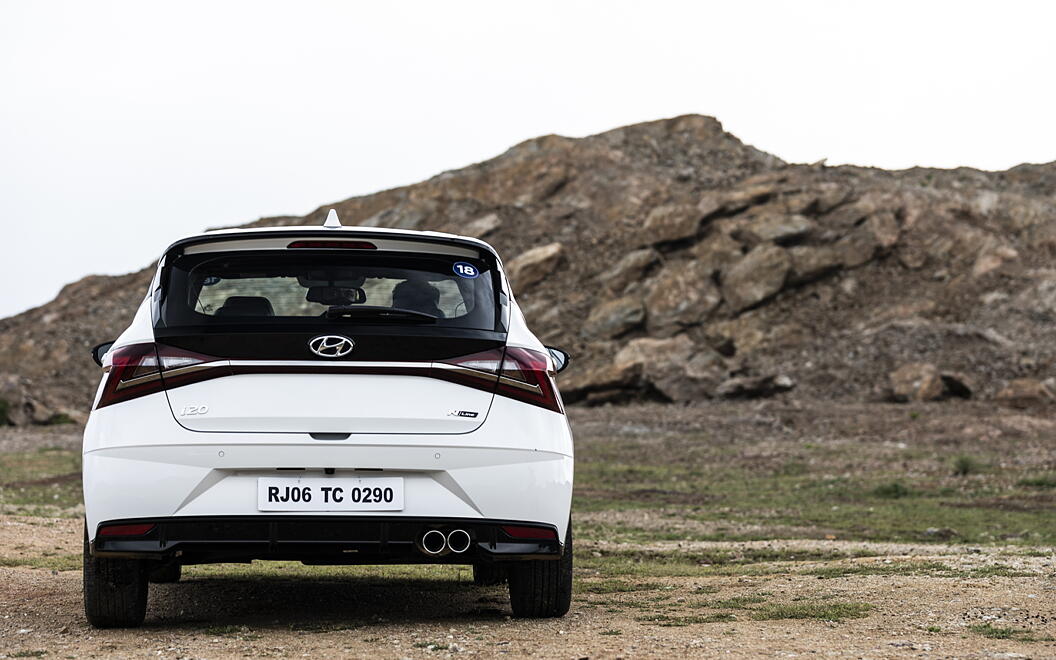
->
[969,624,1019,639]
[635,612,736,627]
[1019,475,1056,490]
[967,623,1052,641]
[574,459,1056,545]
[42,413,76,426]
[0,447,81,483]
[0,554,81,571]
[1014,549,1053,558]
[0,447,83,514]
[952,455,986,477]
[803,560,954,579]
[578,579,667,594]
[572,417,1056,546]
[967,564,1038,578]
[702,595,769,609]
[802,560,1035,579]
[578,552,779,578]
[576,545,891,578]
[871,481,913,499]
[751,601,873,621]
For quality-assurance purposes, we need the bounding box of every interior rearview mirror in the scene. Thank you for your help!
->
[91,341,115,367]
[545,346,571,374]
[306,286,367,305]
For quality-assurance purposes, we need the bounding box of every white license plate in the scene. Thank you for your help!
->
[257,477,404,511]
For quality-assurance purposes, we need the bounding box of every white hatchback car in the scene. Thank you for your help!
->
[82,212,573,627]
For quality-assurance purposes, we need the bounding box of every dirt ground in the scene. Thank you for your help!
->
[1,519,1053,659]
[1,402,1055,658]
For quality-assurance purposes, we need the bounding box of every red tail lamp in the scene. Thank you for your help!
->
[501,525,559,540]
[98,523,156,537]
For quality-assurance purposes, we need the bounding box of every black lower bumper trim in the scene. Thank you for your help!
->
[92,515,561,564]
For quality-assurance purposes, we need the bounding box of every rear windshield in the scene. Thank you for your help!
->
[158,251,499,331]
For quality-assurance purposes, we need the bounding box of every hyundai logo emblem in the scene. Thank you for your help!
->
[308,335,355,358]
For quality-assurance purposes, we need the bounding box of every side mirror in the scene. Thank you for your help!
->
[545,346,571,374]
[91,341,115,367]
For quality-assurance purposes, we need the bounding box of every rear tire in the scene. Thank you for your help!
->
[472,563,507,586]
[148,561,181,584]
[82,526,148,628]
[507,522,572,618]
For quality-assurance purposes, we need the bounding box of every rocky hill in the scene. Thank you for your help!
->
[2,115,1056,422]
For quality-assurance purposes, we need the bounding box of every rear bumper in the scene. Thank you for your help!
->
[91,515,562,564]
[83,393,574,544]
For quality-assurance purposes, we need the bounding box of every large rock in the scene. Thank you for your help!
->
[691,231,744,275]
[835,226,879,268]
[361,201,435,229]
[788,245,842,284]
[716,374,795,399]
[832,211,900,269]
[889,363,944,402]
[995,379,1055,407]
[651,350,725,402]
[581,296,645,339]
[0,373,56,425]
[710,181,786,213]
[972,243,1018,277]
[645,261,722,334]
[614,335,696,371]
[867,210,901,249]
[462,213,502,238]
[599,248,659,293]
[559,360,640,402]
[738,213,816,244]
[813,182,854,213]
[642,204,703,244]
[506,242,563,289]
[821,192,895,229]
[721,244,792,313]
[697,191,726,217]
[614,335,721,402]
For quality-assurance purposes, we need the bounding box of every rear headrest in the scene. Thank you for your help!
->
[392,280,442,318]
[215,296,274,317]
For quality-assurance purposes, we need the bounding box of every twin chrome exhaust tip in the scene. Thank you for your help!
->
[418,528,472,556]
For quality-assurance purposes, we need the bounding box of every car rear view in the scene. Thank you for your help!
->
[82,215,573,627]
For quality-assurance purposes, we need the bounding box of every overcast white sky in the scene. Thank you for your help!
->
[1,1,1054,318]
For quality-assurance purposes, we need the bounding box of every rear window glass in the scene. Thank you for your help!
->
[159,251,498,331]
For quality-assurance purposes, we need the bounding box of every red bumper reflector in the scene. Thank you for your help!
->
[287,240,377,249]
[98,523,156,537]
[501,525,558,540]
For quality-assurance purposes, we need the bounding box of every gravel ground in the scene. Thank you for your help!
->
[2,402,1055,658]
[1,517,1055,658]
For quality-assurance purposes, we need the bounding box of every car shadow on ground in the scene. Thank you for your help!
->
[144,575,511,629]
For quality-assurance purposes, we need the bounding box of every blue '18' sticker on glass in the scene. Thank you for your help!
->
[453,262,480,279]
